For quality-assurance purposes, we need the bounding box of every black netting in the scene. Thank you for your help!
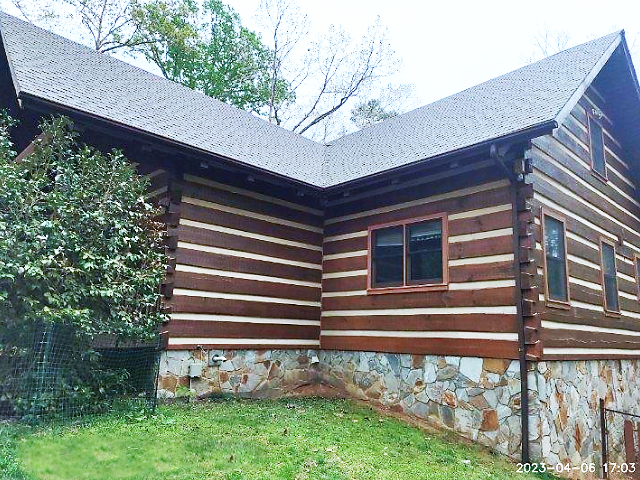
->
[0,323,162,422]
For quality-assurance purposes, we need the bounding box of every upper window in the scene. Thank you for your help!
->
[369,215,447,292]
[542,212,569,305]
[588,114,607,179]
[635,256,640,301]
[601,240,620,313]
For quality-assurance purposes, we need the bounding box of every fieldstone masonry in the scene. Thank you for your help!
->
[315,351,524,457]
[158,349,640,474]
[158,349,318,398]
[530,359,640,472]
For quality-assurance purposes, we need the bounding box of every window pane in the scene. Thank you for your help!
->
[589,118,606,177]
[372,226,403,287]
[605,275,619,311]
[407,219,442,283]
[602,243,619,311]
[602,243,616,275]
[544,216,568,301]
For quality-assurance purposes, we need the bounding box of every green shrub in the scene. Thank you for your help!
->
[0,112,168,419]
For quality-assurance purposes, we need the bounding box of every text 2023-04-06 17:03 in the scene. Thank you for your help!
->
[517,462,637,475]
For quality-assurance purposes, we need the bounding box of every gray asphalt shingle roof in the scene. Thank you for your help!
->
[0,12,325,186]
[323,31,621,186]
[0,12,624,188]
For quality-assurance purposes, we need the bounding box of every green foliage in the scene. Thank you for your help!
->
[6,399,559,480]
[0,422,31,480]
[174,385,196,401]
[0,111,167,419]
[350,99,398,129]
[131,0,292,113]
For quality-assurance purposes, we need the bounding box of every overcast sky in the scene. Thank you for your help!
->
[230,0,640,106]
[2,0,639,109]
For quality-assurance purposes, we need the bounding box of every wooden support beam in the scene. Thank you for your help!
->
[14,133,49,163]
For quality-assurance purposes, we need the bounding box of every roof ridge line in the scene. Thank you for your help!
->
[328,31,624,149]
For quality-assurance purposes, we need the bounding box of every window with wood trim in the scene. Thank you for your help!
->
[369,215,447,292]
[542,212,569,305]
[588,113,607,179]
[601,240,620,313]
[635,255,640,301]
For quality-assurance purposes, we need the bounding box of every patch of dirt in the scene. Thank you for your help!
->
[280,383,347,399]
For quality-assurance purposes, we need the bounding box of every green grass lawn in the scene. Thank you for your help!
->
[1,398,556,480]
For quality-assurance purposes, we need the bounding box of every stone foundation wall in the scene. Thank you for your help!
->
[158,349,640,473]
[316,351,524,457]
[157,349,319,398]
[530,359,640,471]
[158,348,524,457]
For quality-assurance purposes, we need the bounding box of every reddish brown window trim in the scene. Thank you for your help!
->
[541,208,571,310]
[367,213,448,294]
[635,254,640,302]
[587,111,608,182]
[600,237,621,316]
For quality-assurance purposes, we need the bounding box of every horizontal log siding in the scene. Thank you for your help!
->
[143,168,171,203]
[322,159,518,359]
[532,89,640,360]
[167,174,323,350]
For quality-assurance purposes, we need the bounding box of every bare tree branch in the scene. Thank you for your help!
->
[8,0,146,53]
[258,0,309,124]
[257,6,405,139]
[524,23,571,63]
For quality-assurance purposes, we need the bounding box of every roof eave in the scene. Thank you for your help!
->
[554,32,622,127]
[0,13,22,100]
[17,92,325,193]
[323,119,558,193]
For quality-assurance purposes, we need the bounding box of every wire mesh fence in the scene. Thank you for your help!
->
[0,322,163,423]
[601,399,640,478]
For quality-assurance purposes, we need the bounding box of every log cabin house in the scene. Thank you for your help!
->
[2,11,640,470]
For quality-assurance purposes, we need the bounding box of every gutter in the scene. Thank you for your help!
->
[16,88,558,198]
[324,120,557,194]
[17,92,325,196]
[489,135,550,465]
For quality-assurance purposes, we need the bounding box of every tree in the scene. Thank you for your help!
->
[350,99,397,129]
[131,0,288,112]
[350,84,417,129]
[10,0,147,53]
[257,0,411,139]
[257,0,309,125]
[0,113,168,417]
[523,23,571,64]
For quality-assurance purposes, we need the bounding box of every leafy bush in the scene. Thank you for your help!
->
[0,112,168,419]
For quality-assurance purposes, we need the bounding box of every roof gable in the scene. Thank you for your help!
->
[323,31,623,187]
[0,11,634,189]
[586,35,640,170]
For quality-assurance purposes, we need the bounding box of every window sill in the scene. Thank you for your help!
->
[367,283,449,295]
[590,169,608,184]
[604,309,621,318]
[546,299,571,310]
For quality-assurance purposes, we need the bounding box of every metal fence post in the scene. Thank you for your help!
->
[601,398,608,479]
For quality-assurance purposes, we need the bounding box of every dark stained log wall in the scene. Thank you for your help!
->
[531,85,640,360]
[321,156,519,359]
[165,173,324,350]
